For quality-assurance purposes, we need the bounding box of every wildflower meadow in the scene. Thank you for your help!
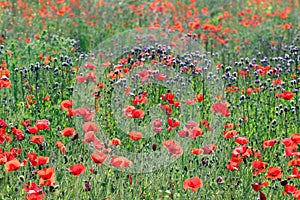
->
[0,0,300,199]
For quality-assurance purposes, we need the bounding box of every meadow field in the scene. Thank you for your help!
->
[0,0,300,199]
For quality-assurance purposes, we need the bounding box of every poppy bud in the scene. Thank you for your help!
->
[202,158,208,166]
[280,180,288,186]
[64,156,68,164]
[39,144,44,151]
[71,133,79,141]
[152,143,157,151]
[216,176,223,184]
[84,180,91,191]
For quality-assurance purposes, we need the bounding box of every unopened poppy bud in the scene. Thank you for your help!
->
[19,175,25,182]
[71,133,79,141]
[84,180,91,191]
[216,176,223,184]
[152,143,157,151]
[280,180,288,186]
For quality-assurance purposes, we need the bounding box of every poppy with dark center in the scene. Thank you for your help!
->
[60,127,76,137]
[167,118,180,131]
[265,166,282,180]
[90,152,108,166]
[252,160,268,175]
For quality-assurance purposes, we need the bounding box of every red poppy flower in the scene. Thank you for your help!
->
[21,120,32,127]
[279,91,294,100]
[190,148,204,155]
[30,136,44,145]
[110,138,121,146]
[0,119,7,129]
[67,164,85,176]
[137,70,149,82]
[161,92,175,102]
[224,130,238,139]
[291,133,300,144]
[202,144,217,154]
[195,94,204,102]
[83,62,96,69]
[132,92,147,105]
[26,193,45,200]
[265,166,282,180]
[183,177,203,192]
[82,131,97,144]
[60,127,75,136]
[27,126,39,134]
[82,122,99,133]
[226,160,240,171]
[288,168,300,179]
[162,140,183,157]
[24,182,42,194]
[252,160,268,175]
[24,182,45,198]
[37,168,55,180]
[90,152,108,166]
[284,146,298,157]
[128,131,143,141]
[252,182,269,192]
[234,137,249,145]
[131,109,144,118]
[211,102,230,117]
[177,130,188,138]
[35,119,50,131]
[4,159,21,172]
[201,120,212,131]
[184,121,198,129]
[224,123,234,130]
[76,75,86,83]
[153,127,162,134]
[110,156,132,169]
[288,158,300,166]
[56,141,66,154]
[151,119,163,127]
[188,127,203,139]
[27,153,49,166]
[284,185,298,195]
[282,138,296,147]
[39,176,55,187]
[160,104,172,115]
[167,118,180,131]
[263,138,277,148]
[155,73,167,81]
[123,106,145,118]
